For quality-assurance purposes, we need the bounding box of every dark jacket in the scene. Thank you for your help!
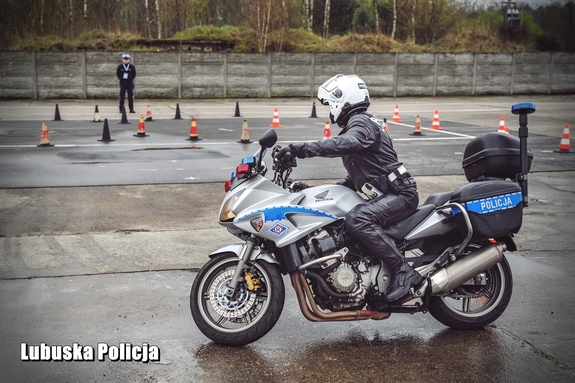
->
[299,112,402,192]
[117,63,136,84]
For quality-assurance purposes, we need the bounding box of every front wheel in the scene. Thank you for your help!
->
[190,253,285,346]
[429,252,513,330]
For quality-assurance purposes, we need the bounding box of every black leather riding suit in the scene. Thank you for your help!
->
[294,112,418,269]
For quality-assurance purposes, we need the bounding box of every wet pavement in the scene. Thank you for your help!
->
[1,96,575,382]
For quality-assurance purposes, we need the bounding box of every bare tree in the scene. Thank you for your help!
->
[323,0,330,38]
[156,0,162,38]
[303,0,313,32]
[391,0,397,39]
[373,0,379,33]
[412,0,416,43]
[244,0,273,52]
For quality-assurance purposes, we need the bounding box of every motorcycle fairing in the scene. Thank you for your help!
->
[240,205,339,223]
[227,180,365,247]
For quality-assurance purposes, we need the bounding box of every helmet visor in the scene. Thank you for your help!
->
[317,74,344,105]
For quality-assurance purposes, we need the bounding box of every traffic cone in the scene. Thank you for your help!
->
[322,121,332,140]
[430,110,442,130]
[270,108,282,127]
[237,120,252,144]
[392,104,402,123]
[497,116,508,134]
[91,105,100,123]
[97,119,115,142]
[382,118,388,133]
[410,115,425,136]
[133,116,149,137]
[186,117,202,141]
[37,122,54,147]
[233,101,242,117]
[174,103,182,120]
[119,106,130,124]
[145,104,154,122]
[310,102,318,118]
[555,123,573,153]
[53,104,62,121]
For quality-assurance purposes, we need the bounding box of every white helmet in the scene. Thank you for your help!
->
[317,74,370,126]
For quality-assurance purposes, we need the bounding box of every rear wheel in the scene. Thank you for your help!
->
[428,247,513,330]
[190,253,285,346]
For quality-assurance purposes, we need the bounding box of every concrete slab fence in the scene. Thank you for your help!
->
[1,51,573,99]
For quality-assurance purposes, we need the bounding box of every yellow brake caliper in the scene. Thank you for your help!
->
[244,272,265,292]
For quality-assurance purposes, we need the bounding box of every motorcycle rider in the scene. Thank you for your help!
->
[274,74,423,302]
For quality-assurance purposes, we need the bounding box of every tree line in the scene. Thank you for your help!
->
[1,0,573,52]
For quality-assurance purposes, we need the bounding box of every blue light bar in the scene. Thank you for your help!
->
[511,102,536,115]
[241,156,257,165]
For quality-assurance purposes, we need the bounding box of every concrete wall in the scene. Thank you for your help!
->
[1,51,574,99]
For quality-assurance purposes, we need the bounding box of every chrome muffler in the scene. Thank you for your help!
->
[429,242,506,295]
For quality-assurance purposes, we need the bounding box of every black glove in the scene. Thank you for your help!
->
[290,181,309,192]
[288,143,308,158]
[274,145,297,169]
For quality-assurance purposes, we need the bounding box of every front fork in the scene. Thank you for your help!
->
[225,235,257,299]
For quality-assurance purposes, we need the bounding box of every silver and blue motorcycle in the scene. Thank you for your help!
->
[190,103,535,346]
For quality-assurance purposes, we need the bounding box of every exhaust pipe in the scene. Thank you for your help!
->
[429,242,506,295]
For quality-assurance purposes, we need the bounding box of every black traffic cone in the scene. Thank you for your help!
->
[53,104,62,121]
[91,105,100,123]
[174,103,182,120]
[119,106,130,124]
[98,119,115,142]
[310,102,318,118]
[233,101,242,117]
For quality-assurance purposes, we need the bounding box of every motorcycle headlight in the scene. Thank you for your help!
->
[219,189,245,222]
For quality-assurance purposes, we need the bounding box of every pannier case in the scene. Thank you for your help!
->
[451,180,523,240]
[462,132,533,182]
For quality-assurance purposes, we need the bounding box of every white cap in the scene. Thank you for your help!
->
[122,54,131,59]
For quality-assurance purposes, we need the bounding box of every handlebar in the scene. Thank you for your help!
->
[271,145,296,189]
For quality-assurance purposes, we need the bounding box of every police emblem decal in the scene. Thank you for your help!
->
[268,223,289,237]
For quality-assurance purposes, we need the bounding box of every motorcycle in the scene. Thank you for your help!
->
[190,102,535,346]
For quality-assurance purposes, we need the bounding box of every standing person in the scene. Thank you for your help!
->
[117,53,136,113]
[274,74,423,302]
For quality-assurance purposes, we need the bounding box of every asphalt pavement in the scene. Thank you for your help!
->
[1,96,575,382]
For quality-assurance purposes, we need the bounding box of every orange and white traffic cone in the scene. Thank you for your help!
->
[323,121,332,140]
[497,116,508,134]
[37,122,54,147]
[270,108,282,128]
[134,116,149,137]
[392,104,402,123]
[145,104,154,122]
[430,110,442,130]
[186,117,202,141]
[555,123,573,153]
[238,120,252,144]
[410,115,425,136]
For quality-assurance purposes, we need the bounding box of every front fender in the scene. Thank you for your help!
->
[209,243,280,266]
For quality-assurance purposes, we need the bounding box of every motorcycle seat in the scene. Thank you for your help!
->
[422,191,452,207]
[384,204,436,240]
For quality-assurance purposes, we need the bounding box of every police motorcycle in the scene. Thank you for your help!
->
[189,103,535,346]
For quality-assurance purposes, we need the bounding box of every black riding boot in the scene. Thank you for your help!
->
[345,192,422,302]
[385,262,423,302]
[345,220,422,302]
